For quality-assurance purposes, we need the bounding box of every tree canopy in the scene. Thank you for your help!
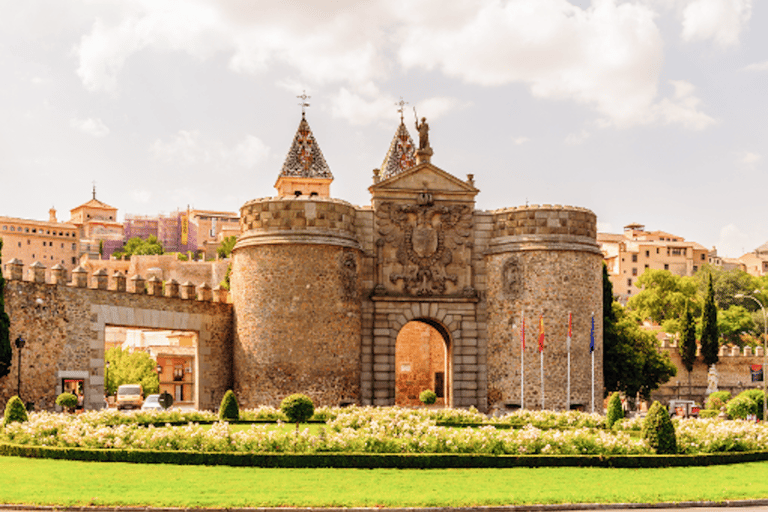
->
[627,269,698,325]
[603,265,677,400]
[112,235,164,259]
[216,236,237,259]
[679,302,697,374]
[105,347,160,396]
[701,273,720,367]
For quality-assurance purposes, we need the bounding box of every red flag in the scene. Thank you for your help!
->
[520,315,526,350]
[538,314,545,352]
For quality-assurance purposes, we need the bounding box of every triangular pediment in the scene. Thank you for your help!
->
[370,162,478,199]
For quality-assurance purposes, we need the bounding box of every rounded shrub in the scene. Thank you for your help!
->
[218,390,239,421]
[280,393,314,430]
[738,389,765,419]
[419,389,437,406]
[3,395,29,426]
[641,401,677,454]
[606,392,624,429]
[55,392,78,413]
[705,390,731,411]
[727,394,757,420]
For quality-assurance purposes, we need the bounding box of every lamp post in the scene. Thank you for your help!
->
[14,336,25,399]
[735,291,767,422]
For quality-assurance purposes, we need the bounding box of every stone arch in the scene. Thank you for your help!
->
[394,318,453,407]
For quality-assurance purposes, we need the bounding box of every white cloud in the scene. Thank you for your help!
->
[511,136,530,145]
[652,80,715,130]
[151,130,270,168]
[565,130,591,145]
[681,0,751,47]
[738,151,762,166]
[743,61,768,72]
[70,117,110,137]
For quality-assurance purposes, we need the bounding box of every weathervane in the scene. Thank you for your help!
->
[297,90,311,115]
[395,97,408,122]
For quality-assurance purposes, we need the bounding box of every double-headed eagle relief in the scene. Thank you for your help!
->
[377,197,472,296]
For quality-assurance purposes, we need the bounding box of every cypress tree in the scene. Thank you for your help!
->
[679,302,697,392]
[0,239,12,380]
[700,273,719,367]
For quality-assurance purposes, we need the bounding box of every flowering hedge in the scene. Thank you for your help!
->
[3,407,768,457]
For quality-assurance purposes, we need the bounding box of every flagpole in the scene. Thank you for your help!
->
[520,310,525,410]
[592,350,595,413]
[541,349,545,410]
[590,312,595,414]
[539,314,545,411]
[566,312,571,412]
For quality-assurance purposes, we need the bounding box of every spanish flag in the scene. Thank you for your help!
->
[538,314,545,353]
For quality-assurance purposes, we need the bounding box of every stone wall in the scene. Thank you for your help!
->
[485,205,603,411]
[1,261,233,411]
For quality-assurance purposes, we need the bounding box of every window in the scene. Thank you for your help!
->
[1,226,5,230]
[632,268,638,276]
[656,248,660,254]
[664,263,669,270]
[42,241,46,247]
[645,250,650,258]
[27,240,30,245]
[627,278,632,287]
[701,254,705,261]
[632,254,638,263]
[10,226,14,232]
[693,265,698,272]
[17,242,21,247]
[25,228,29,233]
[645,264,649,269]
[71,243,76,251]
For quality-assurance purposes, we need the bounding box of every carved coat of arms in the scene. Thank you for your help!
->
[377,197,472,296]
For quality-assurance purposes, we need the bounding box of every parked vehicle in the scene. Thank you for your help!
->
[668,399,700,417]
[116,384,143,410]
[141,394,163,411]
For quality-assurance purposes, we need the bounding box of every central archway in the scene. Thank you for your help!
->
[395,319,452,407]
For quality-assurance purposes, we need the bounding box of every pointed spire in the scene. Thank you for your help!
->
[381,120,416,180]
[278,114,332,179]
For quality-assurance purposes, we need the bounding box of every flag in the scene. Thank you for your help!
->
[538,314,545,352]
[590,314,595,353]
[520,314,525,350]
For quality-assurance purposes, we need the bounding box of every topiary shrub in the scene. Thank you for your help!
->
[218,390,239,422]
[641,401,677,454]
[55,392,78,413]
[3,396,28,426]
[705,390,731,411]
[726,391,764,420]
[419,389,437,406]
[606,392,624,429]
[280,393,314,431]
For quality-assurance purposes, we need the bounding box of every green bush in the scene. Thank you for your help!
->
[218,390,239,421]
[738,389,765,419]
[726,394,756,420]
[3,395,29,426]
[419,389,437,405]
[280,394,314,430]
[606,392,624,429]
[55,393,78,412]
[698,409,720,419]
[705,390,731,411]
[641,401,676,454]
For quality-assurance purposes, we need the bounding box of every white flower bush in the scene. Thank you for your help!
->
[2,406,765,456]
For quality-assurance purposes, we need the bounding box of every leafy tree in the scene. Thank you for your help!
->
[627,269,698,328]
[112,235,164,259]
[606,392,624,429]
[220,263,232,291]
[104,347,159,396]
[694,265,760,311]
[0,239,12,380]
[718,305,756,346]
[219,390,240,421]
[700,273,720,367]
[679,302,697,389]
[3,395,28,426]
[603,265,677,401]
[55,392,78,413]
[642,401,676,454]
[217,236,237,259]
[705,390,731,411]
[280,393,315,431]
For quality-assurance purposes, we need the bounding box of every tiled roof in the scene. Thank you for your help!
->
[381,121,416,179]
[279,114,332,179]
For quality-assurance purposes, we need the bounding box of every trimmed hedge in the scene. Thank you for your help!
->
[4,442,768,468]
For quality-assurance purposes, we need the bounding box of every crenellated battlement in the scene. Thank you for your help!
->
[660,338,765,358]
[3,258,229,303]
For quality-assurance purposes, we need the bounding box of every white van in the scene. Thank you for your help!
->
[116,384,143,410]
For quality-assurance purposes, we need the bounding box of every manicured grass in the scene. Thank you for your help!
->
[2,456,768,508]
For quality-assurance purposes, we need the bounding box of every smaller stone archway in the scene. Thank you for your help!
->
[394,318,453,408]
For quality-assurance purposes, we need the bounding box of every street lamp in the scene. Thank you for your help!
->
[14,336,25,399]
[735,291,767,422]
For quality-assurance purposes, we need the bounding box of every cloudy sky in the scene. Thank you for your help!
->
[0,0,765,257]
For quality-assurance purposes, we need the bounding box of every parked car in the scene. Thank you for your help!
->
[116,384,143,410]
[141,394,163,411]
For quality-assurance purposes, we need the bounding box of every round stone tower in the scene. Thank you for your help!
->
[231,114,362,408]
[485,205,603,411]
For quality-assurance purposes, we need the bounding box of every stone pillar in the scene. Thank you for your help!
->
[146,276,163,296]
[28,261,46,283]
[180,281,196,300]
[50,264,67,285]
[92,268,109,290]
[212,285,228,303]
[109,271,126,292]
[129,274,145,294]
[197,283,212,302]
[164,279,180,299]
[5,258,23,281]
[71,266,88,288]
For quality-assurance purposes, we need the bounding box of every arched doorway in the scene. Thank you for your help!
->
[395,319,451,407]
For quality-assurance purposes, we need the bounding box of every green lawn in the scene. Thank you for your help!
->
[2,456,768,508]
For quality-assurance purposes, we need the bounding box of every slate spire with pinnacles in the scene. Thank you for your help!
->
[279,113,333,179]
[380,120,417,180]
